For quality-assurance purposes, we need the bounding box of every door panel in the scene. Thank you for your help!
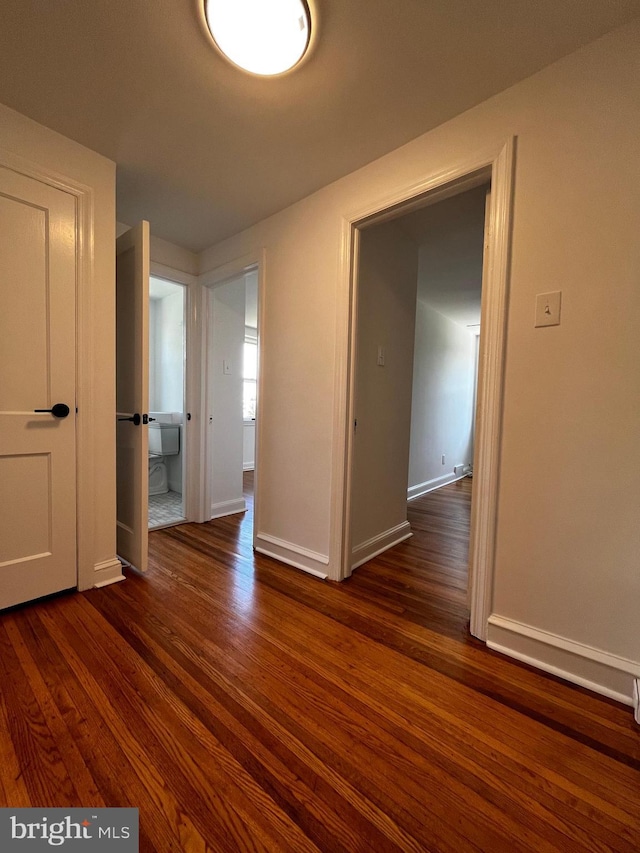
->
[116,221,149,572]
[0,167,77,609]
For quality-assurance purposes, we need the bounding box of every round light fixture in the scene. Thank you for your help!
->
[204,0,311,76]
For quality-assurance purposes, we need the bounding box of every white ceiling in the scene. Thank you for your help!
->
[1,1,638,252]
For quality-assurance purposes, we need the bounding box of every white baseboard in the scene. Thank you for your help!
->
[93,558,125,589]
[487,614,640,706]
[210,498,246,520]
[255,532,328,579]
[408,472,467,501]
[352,521,412,570]
[242,463,255,471]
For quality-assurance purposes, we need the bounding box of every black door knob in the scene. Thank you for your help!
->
[34,403,70,418]
[117,413,141,426]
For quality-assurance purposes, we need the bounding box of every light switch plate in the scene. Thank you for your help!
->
[535,291,562,327]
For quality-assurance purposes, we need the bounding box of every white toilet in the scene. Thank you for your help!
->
[148,422,180,495]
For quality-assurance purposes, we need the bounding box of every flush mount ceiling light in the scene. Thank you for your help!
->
[204,0,311,76]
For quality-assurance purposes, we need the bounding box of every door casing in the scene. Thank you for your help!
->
[332,138,515,641]
[0,146,102,593]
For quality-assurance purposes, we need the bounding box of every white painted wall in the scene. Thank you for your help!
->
[243,271,258,470]
[408,302,477,497]
[198,21,640,699]
[0,102,117,588]
[243,423,255,470]
[149,298,157,418]
[208,275,245,517]
[351,221,418,559]
[150,288,184,412]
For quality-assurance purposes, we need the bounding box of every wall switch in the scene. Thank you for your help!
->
[223,359,231,374]
[377,345,385,366]
[535,291,562,327]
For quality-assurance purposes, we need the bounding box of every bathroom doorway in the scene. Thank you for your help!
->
[148,275,187,529]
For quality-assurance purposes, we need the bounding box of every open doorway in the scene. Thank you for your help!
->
[350,184,487,588]
[338,139,514,640]
[201,262,261,542]
[148,275,187,529]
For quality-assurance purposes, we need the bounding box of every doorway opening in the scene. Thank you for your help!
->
[201,261,261,545]
[148,275,187,529]
[337,139,514,641]
[348,183,488,627]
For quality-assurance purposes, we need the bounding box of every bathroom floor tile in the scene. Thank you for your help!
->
[148,490,184,529]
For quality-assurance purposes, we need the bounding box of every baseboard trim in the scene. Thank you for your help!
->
[93,558,125,589]
[352,521,412,570]
[255,533,329,579]
[210,498,246,520]
[408,473,467,501]
[487,614,640,706]
[242,463,255,471]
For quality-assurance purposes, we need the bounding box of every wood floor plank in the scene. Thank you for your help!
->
[1,475,638,852]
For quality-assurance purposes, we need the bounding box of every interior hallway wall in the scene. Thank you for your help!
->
[351,221,418,563]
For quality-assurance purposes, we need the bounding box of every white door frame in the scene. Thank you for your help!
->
[149,261,198,524]
[198,251,265,545]
[330,138,515,641]
[0,147,97,592]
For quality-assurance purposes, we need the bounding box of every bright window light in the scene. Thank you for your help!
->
[204,0,311,76]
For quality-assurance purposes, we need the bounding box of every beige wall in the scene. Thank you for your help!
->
[0,102,118,585]
[208,275,245,517]
[117,222,199,276]
[409,302,477,496]
[351,221,418,555]
[198,20,640,691]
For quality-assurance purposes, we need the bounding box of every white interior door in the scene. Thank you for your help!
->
[0,167,77,609]
[116,221,150,572]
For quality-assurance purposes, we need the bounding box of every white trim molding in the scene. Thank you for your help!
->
[487,615,640,706]
[351,521,412,571]
[255,533,329,579]
[93,558,125,588]
[210,498,246,520]
[408,473,468,502]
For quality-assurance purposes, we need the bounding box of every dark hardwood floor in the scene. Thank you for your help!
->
[1,474,639,851]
